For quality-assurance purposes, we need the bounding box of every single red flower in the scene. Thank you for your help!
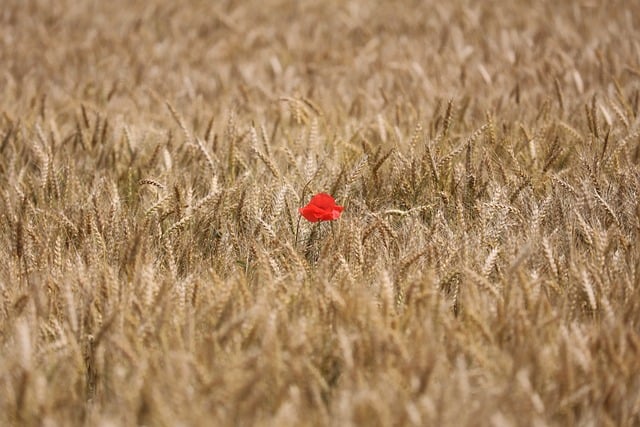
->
[299,193,344,222]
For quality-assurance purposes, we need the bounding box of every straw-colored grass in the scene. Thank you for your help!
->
[1,0,639,425]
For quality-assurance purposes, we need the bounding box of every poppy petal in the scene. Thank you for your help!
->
[299,204,324,222]
[299,193,344,222]
[308,193,337,210]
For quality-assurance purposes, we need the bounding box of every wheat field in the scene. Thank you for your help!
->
[1,0,640,426]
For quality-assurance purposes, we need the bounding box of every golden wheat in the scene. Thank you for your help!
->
[1,0,640,426]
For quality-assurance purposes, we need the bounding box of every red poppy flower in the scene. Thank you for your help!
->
[299,193,344,222]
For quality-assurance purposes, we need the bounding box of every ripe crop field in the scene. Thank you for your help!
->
[1,0,640,425]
